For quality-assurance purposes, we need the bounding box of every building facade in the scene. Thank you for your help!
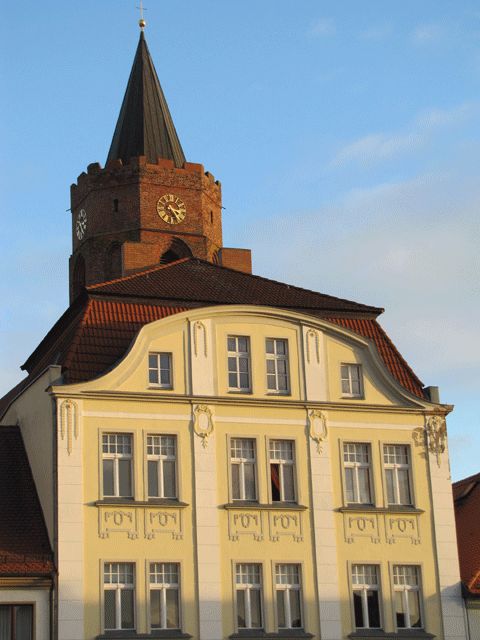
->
[0,25,467,640]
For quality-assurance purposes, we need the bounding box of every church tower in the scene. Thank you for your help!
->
[69,28,250,302]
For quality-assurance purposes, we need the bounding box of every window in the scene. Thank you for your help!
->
[113,198,119,212]
[343,443,372,504]
[341,364,363,398]
[231,439,256,501]
[266,338,289,393]
[150,563,180,630]
[384,445,412,506]
[270,440,296,502]
[149,353,172,387]
[102,434,133,498]
[275,565,303,629]
[0,605,33,640]
[227,336,251,391]
[351,565,381,629]
[236,564,263,629]
[393,566,423,629]
[147,435,177,499]
[104,563,135,631]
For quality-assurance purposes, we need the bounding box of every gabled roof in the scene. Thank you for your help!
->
[0,426,54,577]
[107,31,186,167]
[453,472,480,596]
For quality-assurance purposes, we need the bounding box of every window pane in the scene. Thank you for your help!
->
[276,591,286,628]
[148,460,159,497]
[119,459,132,497]
[232,464,241,500]
[250,589,262,628]
[0,607,12,639]
[278,374,288,391]
[15,605,33,640]
[244,463,256,500]
[358,468,371,503]
[266,360,276,374]
[271,463,281,501]
[239,373,249,389]
[238,337,248,353]
[160,369,171,386]
[341,378,350,394]
[228,357,237,373]
[367,590,380,628]
[149,354,158,369]
[395,591,406,628]
[266,339,274,354]
[353,592,364,628]
[408,591,422,628]
[104,590,116,629]
[239,357,249,373]
[282,465,295,501]
[229,372,237,388]
[121,589,134,629]
[166,589,179,628]
[160,354,170,370]
[345,468,355,502]
[149,369,159,384]
[267,374,276,390]
[398,469,411,505]
[228,337,236,351]
[103,459,114,496]
[386,468,395,504]
[289,590,302,628]
[163,460,176,498]
[277,340,286,355]
[237,590,246,628]
[150,590,161,628]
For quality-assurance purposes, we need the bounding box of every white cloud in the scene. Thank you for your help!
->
[309,18,336,37]
[412,24,444,45]
[359,25,392,41]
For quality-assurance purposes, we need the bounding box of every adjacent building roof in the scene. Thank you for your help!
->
[0,426,54,577]
[453,472,480,597]
[106,31,186,167]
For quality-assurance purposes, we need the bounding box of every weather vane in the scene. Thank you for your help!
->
[137,0,147,30]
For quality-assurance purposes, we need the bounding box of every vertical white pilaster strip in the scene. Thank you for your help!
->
[302,326,327,402]
[309,436,342,639]
[190,320,215,396]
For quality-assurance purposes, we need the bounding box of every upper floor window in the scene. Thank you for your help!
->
[270,440,296,502]
[341,364,363,398]
[104,562,135,631]
[393,566,423,629]
[102,433,133,498]
[236,564,263,630]
[150,563,180,630]
[351,565,381,629]
[0,605,33,640]
[147,435,177,499]
[149,353,172,388]
[227,336,251,392]
[275,564,303,629]
[343,443,372,504]
[266,338,289,393]
[384,445,412,506]
[231,438,257,501]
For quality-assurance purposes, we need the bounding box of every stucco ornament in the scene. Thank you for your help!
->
[193,404,214,448]
[308,409,328,453]
[59,400,78,456]
[426,415,447,467]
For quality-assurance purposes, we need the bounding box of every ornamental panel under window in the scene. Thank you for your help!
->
[341,363,363,397]
[149,352,173,387]
[104,562,135,631]
[150,563,180,630]
[102,433,133,498]
[147,435,177,498]
[227,335,251,391]
[275,564,303,629]
[270,439,296,502]
[351,564,381,630]
[236,564,263,630]
[393,565,423,629]
[0,605,33,640]
[231,438,257,501]
[343,443,373,504]
[384,445,413,506]
[266,338,290,393]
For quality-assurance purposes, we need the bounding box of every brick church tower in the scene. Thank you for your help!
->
[69,29,251,302]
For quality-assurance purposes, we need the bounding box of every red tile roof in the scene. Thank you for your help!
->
[453,472,480,596]
[0,426,54,577]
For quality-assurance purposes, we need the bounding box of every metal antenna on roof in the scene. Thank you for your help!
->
[137,0,147,30]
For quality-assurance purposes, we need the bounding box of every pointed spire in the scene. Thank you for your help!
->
[107,31,186,167]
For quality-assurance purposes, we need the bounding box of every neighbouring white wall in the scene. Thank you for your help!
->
[0,588,50,640]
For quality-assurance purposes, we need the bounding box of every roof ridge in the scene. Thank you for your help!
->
[87,257,192,290]
[453,472,480,486]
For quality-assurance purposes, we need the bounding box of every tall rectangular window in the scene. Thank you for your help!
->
[266,339,289,393]
[236,564,263,630]
[341,364,363,398]
[275,565,303,629]
[393,566,423,629]
[148,353,172,388]
[343,443,372,504]
[383,445,412,506]
[228,336,251,391]
[102,433,133,498]
[231,438,257,501]
[0,605,33,640]
[351,565,381,629]
[150,563,180,630]
[270,440,296,502]
[147,435,177,499]
[104,563,135,631]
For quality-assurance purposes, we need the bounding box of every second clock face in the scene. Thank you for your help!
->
[157,194,187,225]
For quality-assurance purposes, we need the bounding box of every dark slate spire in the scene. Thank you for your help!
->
[107,31,186,167]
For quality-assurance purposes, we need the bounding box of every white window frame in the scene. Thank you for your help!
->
[103,562,135,631]
[149,562,181,630]
[0,603,35,640]
[227,335,251,392]
[343,442,373,505]
[351,564,382,630]
[269,439,296,503]
[146,435,177,499]
[275,564,303,629]
[235,563,263,630]
[341,363,363,398]
[266,338,290,394]
[148,352,173,388]
[230,438,257,501]
[383,444,413,506]
[392,565,424,630]
[101,433,133,498]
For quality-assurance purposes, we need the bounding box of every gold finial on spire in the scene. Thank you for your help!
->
[137,0,147,29]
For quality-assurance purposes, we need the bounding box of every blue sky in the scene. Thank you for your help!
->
[1,1,479,480]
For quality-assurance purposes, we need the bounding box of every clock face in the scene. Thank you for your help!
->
[76,209,87,240]
[157,194,187,225]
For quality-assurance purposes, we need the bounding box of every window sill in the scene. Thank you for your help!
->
[223,502,308,511]
[265,392,291,397]
[341,395,364,400]
[230,631,313,639]
[97,632,192,639]
[338,505,424,515]
[348,631,434,640]
[95,499,189,508]
[147,386,174,391]
[227,389,253,395]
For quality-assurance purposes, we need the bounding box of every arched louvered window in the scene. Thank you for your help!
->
[160,238,192,264]
[105,243,122,281]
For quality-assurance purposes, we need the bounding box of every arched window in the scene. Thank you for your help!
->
[105,243,122,281]
[72,254,86,300]
[160,238,193,264]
